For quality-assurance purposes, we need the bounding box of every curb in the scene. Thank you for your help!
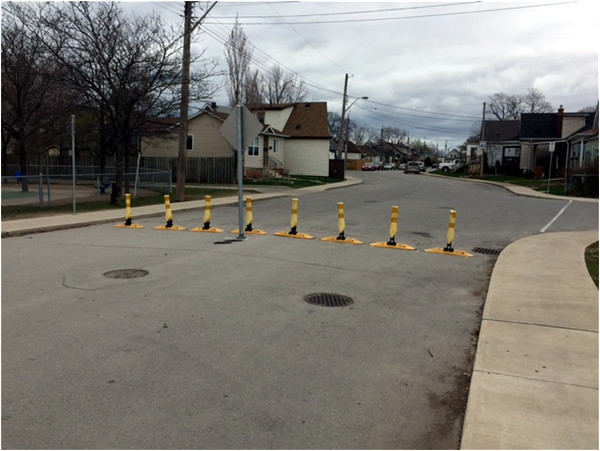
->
[425,172,598,203]
[1,177,363,238]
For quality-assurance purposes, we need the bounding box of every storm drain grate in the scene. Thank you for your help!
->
[304,293,354,307]
[472,247,501,256]
[103,269,149,279]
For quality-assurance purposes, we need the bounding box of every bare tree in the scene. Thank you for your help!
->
[34,2,217,200]
[224,17,253,107]
[328,112,342,142]
[263,64,307,104]
[1,2,73,189]
[521,88,553,113]
[380,126,408,144]
[244,68,263,105]
[487,92,522,120]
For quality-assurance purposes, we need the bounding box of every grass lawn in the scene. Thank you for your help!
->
[1,176,341,221]
[430,171,566,195]
[585,241,599,288]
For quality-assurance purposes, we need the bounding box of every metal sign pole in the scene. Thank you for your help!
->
[71,114,76,215]
[547,142,555,194]
[236,105,245,240]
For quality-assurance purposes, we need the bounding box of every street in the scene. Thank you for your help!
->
[2,172,598,449]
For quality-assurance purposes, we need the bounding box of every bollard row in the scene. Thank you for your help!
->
[115,194,473,257]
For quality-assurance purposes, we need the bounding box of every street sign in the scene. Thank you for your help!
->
[549,142,555,153]
[220,104,263,150]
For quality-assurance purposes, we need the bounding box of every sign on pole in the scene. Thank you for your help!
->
[220,105,263,239]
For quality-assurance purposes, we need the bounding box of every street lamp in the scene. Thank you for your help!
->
[341,96,368,172]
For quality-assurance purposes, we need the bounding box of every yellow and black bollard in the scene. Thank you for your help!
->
[274,198,314,239]
[232,197,267,235]
[424,209,473,257]
[370,205,415,250]
[191,196,224,233]
[154,194,186,231]
[321,202,363,245]
[114,193,144,228]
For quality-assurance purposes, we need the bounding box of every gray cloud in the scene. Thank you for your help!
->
[124,1,599,149]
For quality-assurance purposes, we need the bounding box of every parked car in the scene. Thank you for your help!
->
[383,163,395,170]
[361,163,375,171]
[371,162,384,171]
[404,161,421,174]
[438,159,461,172]
[418,162,425,172]
[398,163,407,170]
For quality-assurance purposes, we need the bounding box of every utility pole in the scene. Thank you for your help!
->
[176,1,218,202]
[176,1,192,202]
[480,101,486,176]
[338,73,349,161]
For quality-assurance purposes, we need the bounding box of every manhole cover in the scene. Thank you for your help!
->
[304,293,354,307]
[103,269,149,279]
[472,247,501,256]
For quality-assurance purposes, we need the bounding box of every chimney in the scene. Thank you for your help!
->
[557,105,564,137]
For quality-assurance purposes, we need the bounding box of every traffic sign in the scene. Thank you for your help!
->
[220,104,263,150]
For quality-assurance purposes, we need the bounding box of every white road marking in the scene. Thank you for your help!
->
[540,200,573,233]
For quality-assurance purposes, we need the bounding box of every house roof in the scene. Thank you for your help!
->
[520,113,558,140]
[281,102,330,139]
[483,120,520,142]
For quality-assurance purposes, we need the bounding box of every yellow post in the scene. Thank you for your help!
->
[203,195,212,229]
[114,193,144,228]
[388,205,398,244]
[337,202,345,240]
[290,198,299,233]
[153,194,185,230]
[245,197,254,231]
[125,193,133,224]
[445,210,456,252]
[274,197,313,239]
[369,205,414,249]
[424,209,472,257]
[321,201,362,244]
[164,194,174,227]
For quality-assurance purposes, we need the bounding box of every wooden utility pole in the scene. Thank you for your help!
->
[480,102,486,176]
[176,1,192,202]
[176,1,218,202]
[337,73,349,160]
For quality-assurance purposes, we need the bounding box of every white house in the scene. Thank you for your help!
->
[141,102,331,178]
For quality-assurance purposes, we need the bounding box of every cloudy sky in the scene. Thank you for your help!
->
[125,1,598,150]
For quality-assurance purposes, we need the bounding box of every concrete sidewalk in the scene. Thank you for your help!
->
[461,230,599,449]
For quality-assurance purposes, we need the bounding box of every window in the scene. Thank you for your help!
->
[248,137,259,156]
[272,139,279,154]
[186,135,194,151]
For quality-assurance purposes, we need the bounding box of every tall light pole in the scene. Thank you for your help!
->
[343,96,368,168]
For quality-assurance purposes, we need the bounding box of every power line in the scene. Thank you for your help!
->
[210,2,482,19]
[205,1,576,25]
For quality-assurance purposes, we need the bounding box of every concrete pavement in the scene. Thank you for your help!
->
[2,176,598,449]
[460,230,599,450]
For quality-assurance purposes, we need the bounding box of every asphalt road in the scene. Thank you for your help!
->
[2,171,597,449]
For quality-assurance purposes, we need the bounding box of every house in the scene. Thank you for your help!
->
[141,102,331,178]
[245,102,331,177]
[471,104,598,176]
[141,107,232,158]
